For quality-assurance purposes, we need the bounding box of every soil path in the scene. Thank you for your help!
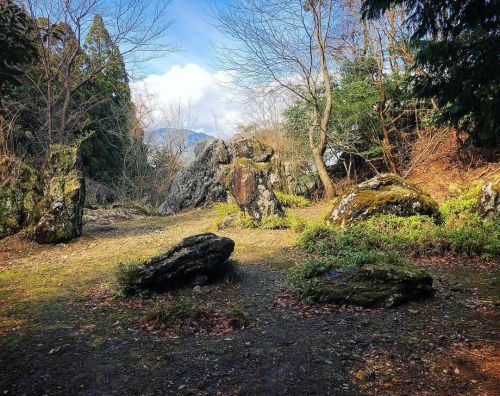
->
[0,207,498,395]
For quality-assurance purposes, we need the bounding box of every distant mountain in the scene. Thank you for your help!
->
[148,128,214,162]
[152,128,213,147]
[186,131,213,146]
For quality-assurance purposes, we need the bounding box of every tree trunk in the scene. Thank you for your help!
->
[313,147,335,199]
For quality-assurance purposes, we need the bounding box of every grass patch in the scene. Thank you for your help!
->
[275,191,311,208]
[114,260,142,297]
[144,297,206,323]
[214,202,303,230]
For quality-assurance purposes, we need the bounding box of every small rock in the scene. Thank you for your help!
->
[192,285,203,294]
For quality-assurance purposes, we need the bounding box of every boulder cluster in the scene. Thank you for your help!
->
[159,136,283,221]
[0,145,85,243]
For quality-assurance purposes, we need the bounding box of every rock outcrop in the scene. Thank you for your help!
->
[478,178,500,219]
[127,233,235,292]
[227,136,273,162]
[229,159,284,221]
[159,139,230,215]
[316,264,433,308]
[32,145,85,244]
[158,136,283,217]
[326,173,439,226]
[0,157,42,238]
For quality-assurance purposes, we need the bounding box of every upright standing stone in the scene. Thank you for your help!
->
[229,160,284,221]
[32,145,85,244]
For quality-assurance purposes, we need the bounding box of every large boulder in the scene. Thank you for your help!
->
[227,136,273,162]
[0,157,42,238]
[315,264,433,308]
[32,145,85,244]
[478,178,500,219]
[159,139,230,215]
[128,233,235,292]
[326,173,439,226]
[229,159,284,221]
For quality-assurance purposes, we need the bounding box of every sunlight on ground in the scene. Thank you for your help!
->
[0,205,323,333]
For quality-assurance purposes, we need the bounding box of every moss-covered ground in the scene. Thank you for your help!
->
[0,205,498,395]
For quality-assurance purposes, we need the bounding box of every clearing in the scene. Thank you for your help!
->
[0,205,498,395]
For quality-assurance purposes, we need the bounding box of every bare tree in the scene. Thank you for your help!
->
[211,0,341,198]
[16,0,175,147]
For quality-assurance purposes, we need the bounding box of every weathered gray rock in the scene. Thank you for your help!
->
[326,173,439,226]
[159,139,230,215]
[478,178,500,219]
[229,159,284,221]
[130,233,235,291]
[32,145,85,244]
[228,136,273,162]
[315,264,433,308]
[85,178,118,205]
[0,157,42,238]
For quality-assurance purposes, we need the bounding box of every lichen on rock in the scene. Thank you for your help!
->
[32,144,85,244]
[478,177,500,219]
[229,159,284,221]
[0,157,42,238]
[326,173,440,226]
[158,139,230,215]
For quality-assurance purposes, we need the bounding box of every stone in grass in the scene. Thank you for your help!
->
[128,233,235,292]
[326,173,439,227]
[317,264,433,308]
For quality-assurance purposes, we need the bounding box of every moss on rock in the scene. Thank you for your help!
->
[326,173,440,226]
[0,157,42,238]
[32,145,85,244]
[316,263,433,308]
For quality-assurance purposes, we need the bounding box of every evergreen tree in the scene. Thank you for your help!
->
[81,14,133,183]
[0,0,37,103]
[362,0,500,147]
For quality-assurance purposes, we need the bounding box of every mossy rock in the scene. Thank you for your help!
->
[32,145,85,244]
[227,137,273,162]
[0,157,42,238]
[326,173,439,226]
[316,263,433,308]
[478,177,500,219]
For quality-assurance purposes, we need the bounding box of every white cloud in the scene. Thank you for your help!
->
[131,64,244,138]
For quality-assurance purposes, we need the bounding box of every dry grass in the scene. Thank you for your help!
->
[0,205,318,333]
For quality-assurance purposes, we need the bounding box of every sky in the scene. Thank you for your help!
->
[130,0,243,138]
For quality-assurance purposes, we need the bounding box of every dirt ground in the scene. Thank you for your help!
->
[0,206,499,395]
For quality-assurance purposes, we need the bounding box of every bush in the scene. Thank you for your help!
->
[144,297,206,323]
[275,191,311,208]
[115,260,142,297]
[214,202,293,230]
[213,202,241,229]
[439,184,500,256]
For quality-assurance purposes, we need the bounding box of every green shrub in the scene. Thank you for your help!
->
[226,303,248,318]
[115,260,142,297]
[275,191,311,208]
[144,297,206,323]
[214,202,293,230]
[213,202,241,229]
